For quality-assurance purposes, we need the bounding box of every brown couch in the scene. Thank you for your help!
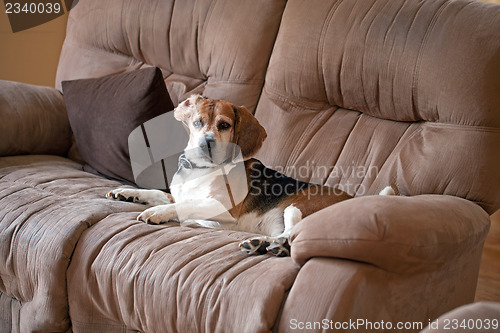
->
[1,0,499,332]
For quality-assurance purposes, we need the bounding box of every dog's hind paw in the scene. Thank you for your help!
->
[239,237,270,255]
[266,237,290,257]
[239,236,290,257]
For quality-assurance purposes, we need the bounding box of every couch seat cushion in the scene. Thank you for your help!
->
[0,155,299,332]
[68,214,300,333]
[0,155,144,332]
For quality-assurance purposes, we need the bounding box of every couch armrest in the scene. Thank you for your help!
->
[0,80,72,156]
[290,195,490,273]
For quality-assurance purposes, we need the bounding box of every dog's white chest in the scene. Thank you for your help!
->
[169,166,244,225]
[170,168,213,203]
[170,164,248,207]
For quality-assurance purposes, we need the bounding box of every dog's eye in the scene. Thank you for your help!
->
[218,122,231,130]
[193,120,203,128]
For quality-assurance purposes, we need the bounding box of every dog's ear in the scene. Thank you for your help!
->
[233,106,267,159]
[174,100,192,123]
[174,94,204,123]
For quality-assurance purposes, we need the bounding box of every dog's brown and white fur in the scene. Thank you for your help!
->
[107,95,393,256]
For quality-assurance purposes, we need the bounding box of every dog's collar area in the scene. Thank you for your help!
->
[179,154,204,169]
[178,154,212,170]
[178,154,238,170]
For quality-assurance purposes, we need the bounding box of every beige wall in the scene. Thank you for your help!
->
[0,9,68,87]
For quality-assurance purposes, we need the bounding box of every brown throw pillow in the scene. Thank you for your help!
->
[62,67,174,185]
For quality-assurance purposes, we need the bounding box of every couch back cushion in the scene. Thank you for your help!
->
[255,0,500,214]
[55,0,286,111]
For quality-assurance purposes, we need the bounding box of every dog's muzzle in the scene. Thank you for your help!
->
[199,136,216,160]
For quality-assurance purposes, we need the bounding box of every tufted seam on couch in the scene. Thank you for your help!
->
[369,121,418,195]
[318,0,344,107]
[63,39,135,61]
[263,85,330,111]
[411,0,450,121]
[286,108,340,170]
[424,122,500,132]
[0,173,118,201]
[326,112,362,189]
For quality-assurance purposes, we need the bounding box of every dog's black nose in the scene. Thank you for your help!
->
[199,136,216,159]
[200,136,215,149]
[204,137,215,147]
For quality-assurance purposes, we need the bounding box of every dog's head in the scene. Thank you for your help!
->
[174,95,267,167]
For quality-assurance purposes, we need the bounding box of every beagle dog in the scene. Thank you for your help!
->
[107,95,392,256]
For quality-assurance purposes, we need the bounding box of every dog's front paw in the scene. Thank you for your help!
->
[266,237,290,257]
[107,188,143,203]
[138,205,178,224]
[107,188,174,205]
[239,237,271,255]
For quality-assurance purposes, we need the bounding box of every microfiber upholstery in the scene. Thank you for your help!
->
[255,0,500,214]
[56,0,287,112]
[0,155,144,332]
[67,216,299,332]
[0,80,71,157]
[0,155,299,333]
